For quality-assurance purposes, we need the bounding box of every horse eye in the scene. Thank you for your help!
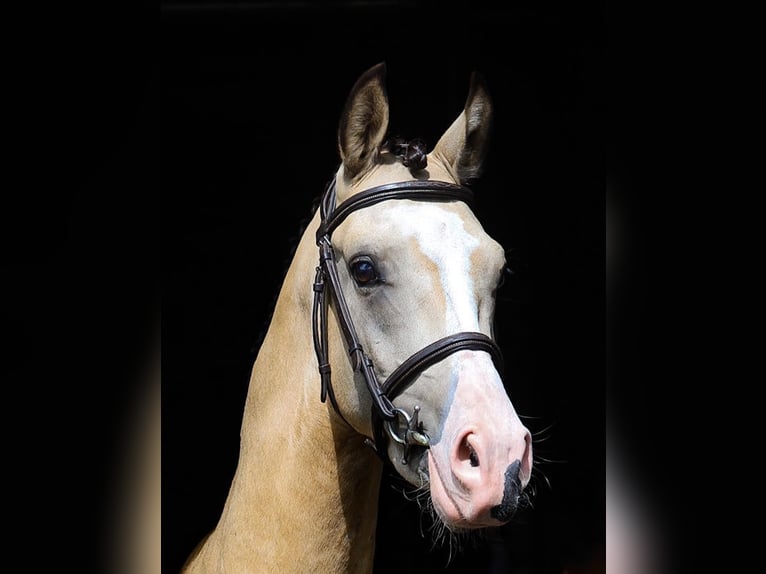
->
[350,257,379,286]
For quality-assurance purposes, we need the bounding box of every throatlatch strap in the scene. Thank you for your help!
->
[312,253,356,430]
[317,238,397,423]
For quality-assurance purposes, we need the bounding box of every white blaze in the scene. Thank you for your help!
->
[389,204,480,333]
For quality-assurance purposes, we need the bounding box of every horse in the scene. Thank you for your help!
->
[181,62,534,573]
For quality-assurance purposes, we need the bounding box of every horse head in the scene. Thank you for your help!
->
[318,62,533,531]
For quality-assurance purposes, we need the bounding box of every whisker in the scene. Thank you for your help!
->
[397,477,486,567]
[530,466,554,492]
[518,413,549,421]
[530,421,557,439]
[533,453,567,465]
[520,414,556,433]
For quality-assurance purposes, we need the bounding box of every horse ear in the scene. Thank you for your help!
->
[338,62,390,181]
[431,71,493,184]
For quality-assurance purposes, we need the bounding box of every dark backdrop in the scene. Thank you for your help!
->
[162,2,603,573]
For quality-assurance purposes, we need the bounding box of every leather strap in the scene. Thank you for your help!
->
[381,331,504,398]
[317,179,474,243]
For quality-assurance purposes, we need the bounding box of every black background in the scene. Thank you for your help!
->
[5,2,759,571]
[2,2,158,573]
[162,2,603,573]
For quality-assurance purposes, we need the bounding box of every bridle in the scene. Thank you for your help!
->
[312,175,504,465]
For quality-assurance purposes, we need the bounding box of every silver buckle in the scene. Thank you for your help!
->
[385,405,430,464]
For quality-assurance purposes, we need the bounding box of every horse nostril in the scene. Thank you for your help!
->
[458,435,480,467]
[469,445,480,467]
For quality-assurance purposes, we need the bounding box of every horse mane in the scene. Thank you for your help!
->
[381,136,428,171]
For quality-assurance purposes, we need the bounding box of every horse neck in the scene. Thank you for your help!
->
[201,213,384,573]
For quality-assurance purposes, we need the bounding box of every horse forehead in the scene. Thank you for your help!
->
[347,201,495,264]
